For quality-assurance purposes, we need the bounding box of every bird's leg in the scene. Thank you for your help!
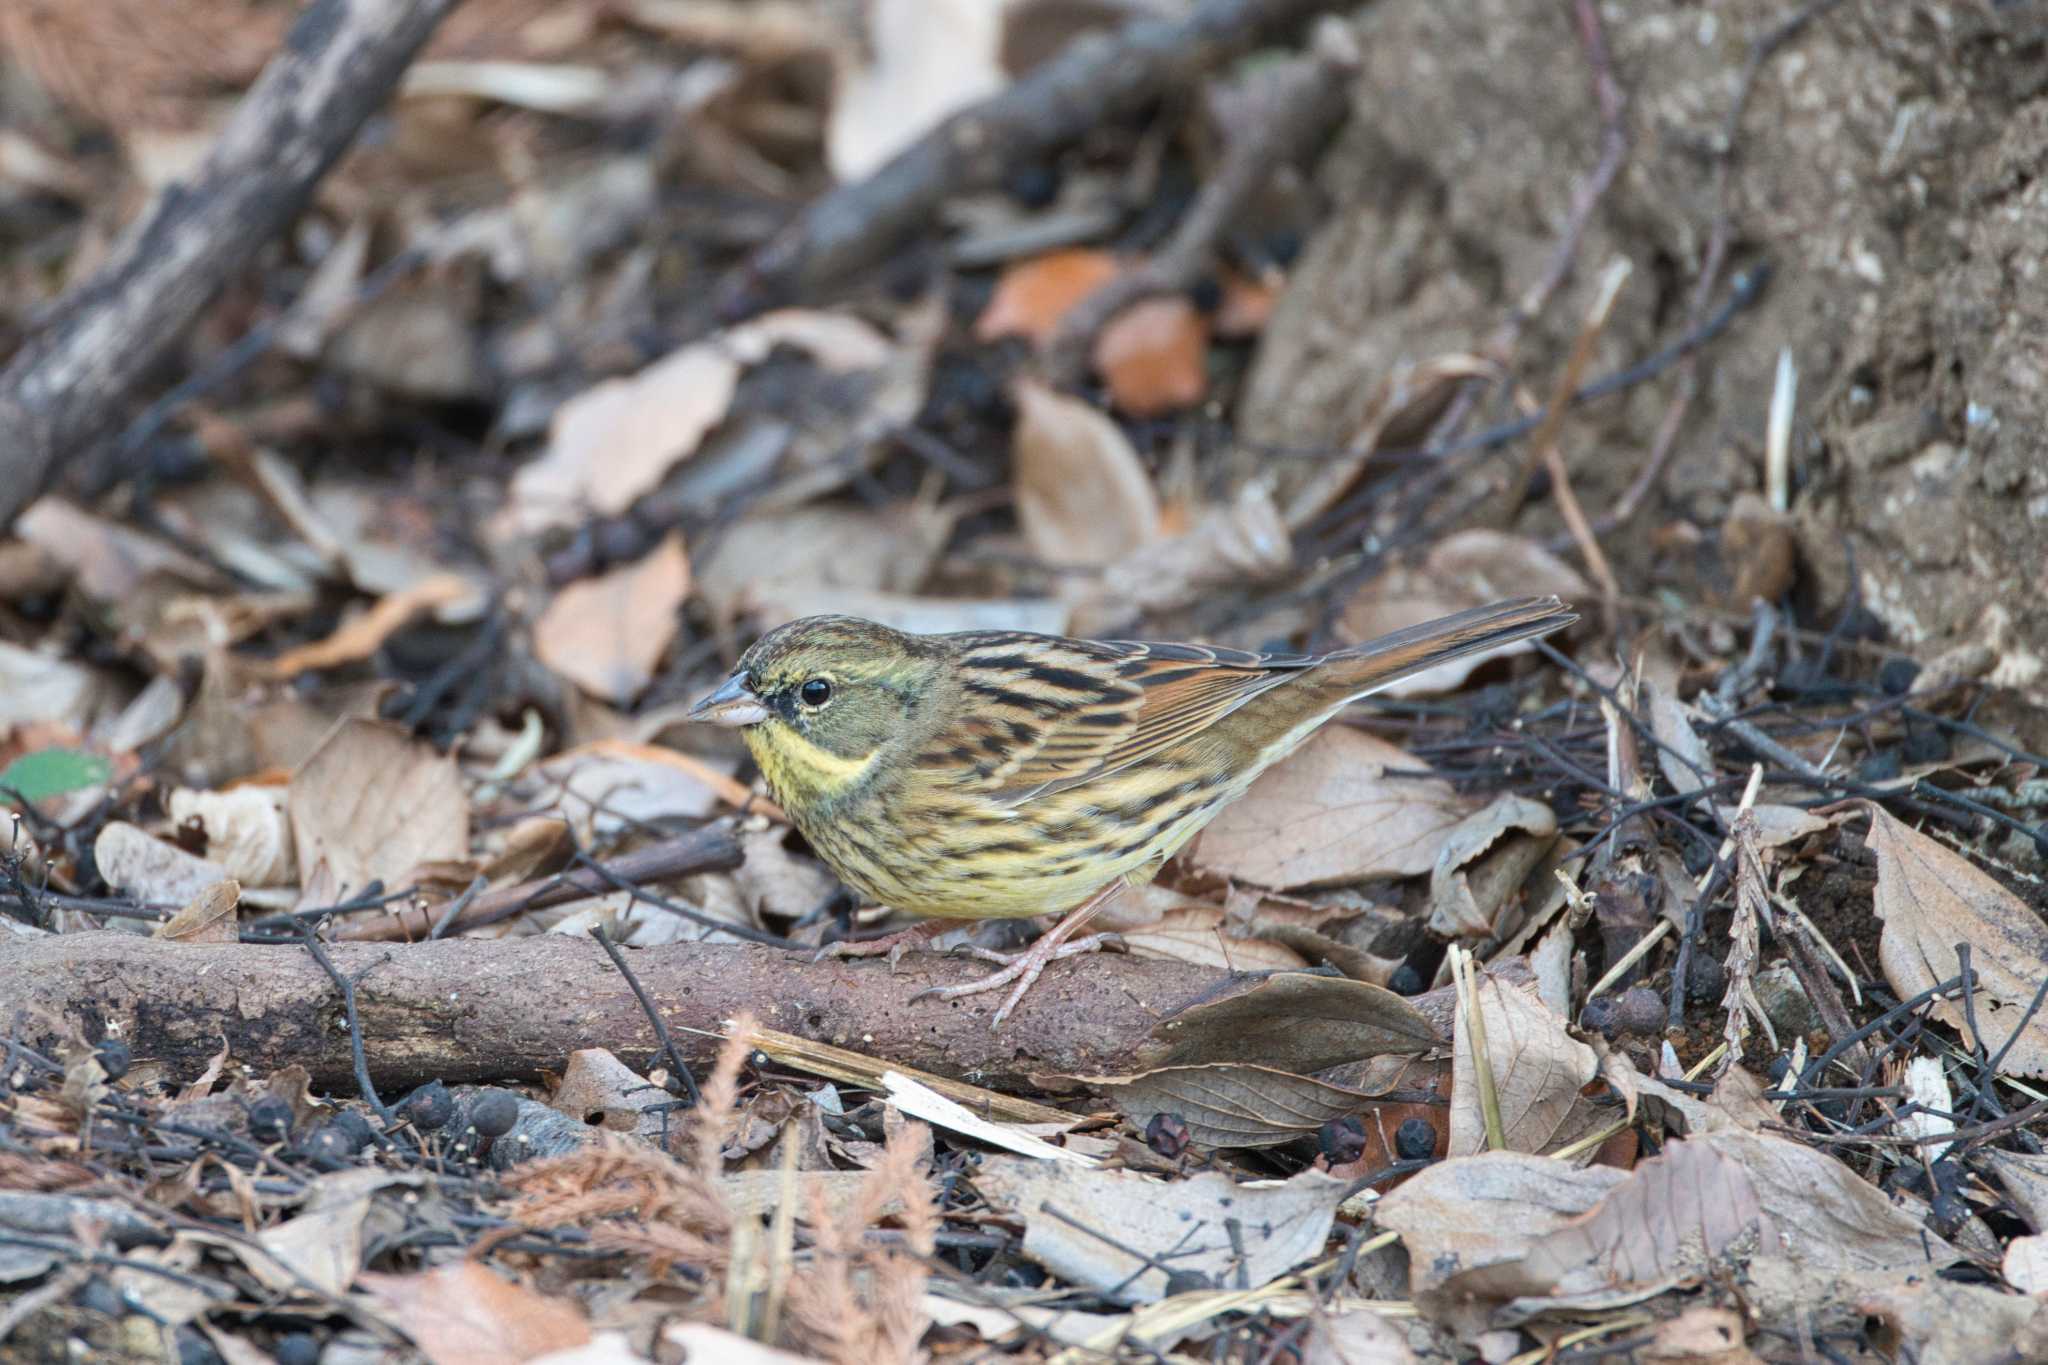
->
[909,883,1126,1029]
[814,918,949,970]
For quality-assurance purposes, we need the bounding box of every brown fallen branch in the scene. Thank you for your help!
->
[0,0,458,531]
[1043,20,1359,385]
[712,0,1350,320]
[7,932,1245,1092]
[334,824,745,942]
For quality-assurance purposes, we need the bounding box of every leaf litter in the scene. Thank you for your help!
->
[4,3,2048,1362]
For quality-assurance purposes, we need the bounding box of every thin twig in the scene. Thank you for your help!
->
[591,926,700,1106]
[295,918,393,1123]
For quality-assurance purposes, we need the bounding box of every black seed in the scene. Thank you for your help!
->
[1394,1118,1437,1161]
[1317,1115,1366,1164]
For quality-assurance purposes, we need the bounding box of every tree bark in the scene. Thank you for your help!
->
[2,932,1239,1092]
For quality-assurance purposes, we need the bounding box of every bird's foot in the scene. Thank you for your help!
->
[812,919,947,971]
[912,932,1127,1029]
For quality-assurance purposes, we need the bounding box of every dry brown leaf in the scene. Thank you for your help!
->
[1375,1151,1627,1313]
[1116,904,1308,972]
[289,720,469,904]
[94,821,231,906]
[695,500,956,621]
[2006,1234,2048,1297]
[243,1170,423,1298]
[1338,530,1589,695]
[975,248,1123,346]
[362,1261,590,1364]
[1093,1062,1382,1149]
[16,497,224,600]
[1143,972,1440,1074]
[1011,378,1160,567]
[1094,295,1210,416]
[1500,1138,1778,1301]
[974,1160,1346,1303]
[1193,727,1473,888]
[533,745,744,856]
[0,640,117,731]
[1449,974,1599,1158]
[827,0,1006,180]
[1426,794,1558,941]
[550,1048,669,1143]
[155,880,240,944]
[1856,1275,2048,1365]
[167,786,295,887]
[533,534,690,704]
[1868,803,2048,1078]
[261,573,479,679]
[509,342,740,533]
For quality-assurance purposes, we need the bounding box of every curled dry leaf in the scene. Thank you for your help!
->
[1375,1151,1627,1318]
[289,720,469,906]
[973,1159,1347,1304]
[1144,972,1440,1074]
[17,497,224,600]
[1338,530,1589,696]
[975,248,1123,347]
[1857,1277,2048,1365]
[725,308,897,372]
[247,1170,427,1299]
[2006,1234,2048,1297]
[167,786,294,887]
[509,342,740,534]
[1426,793,1558,942]
[1193,727,1473,889]
[1092,1062,1384,1149]
[1449,973,1600,1158]
[1641,1306,1762,1364]
[550,1048,670,1143]
[1011,378,1161,567]
[1115,904,1307,973]
[154,880,240,944]
[1867,803,2048,1078]
[362,1261,590,1365]
[533,533,690,704]
[1093,294,1210,416]
[94,821,231,906]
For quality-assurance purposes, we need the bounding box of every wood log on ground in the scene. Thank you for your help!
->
[2,932,1243,1092]
[0,0,458,530]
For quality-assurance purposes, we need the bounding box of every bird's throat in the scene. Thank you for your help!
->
[748,724,883,813]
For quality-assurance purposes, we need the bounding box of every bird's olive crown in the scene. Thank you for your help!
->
[736,615,941,759]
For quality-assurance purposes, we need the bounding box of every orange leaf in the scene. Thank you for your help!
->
[533,535,690,705]
[1094,295,1209,416]
[975,248,1122,346]
[262,573,479,680]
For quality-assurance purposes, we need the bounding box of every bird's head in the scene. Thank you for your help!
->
[689,615,943,809]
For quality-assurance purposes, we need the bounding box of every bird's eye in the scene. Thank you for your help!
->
[799,677,832,707]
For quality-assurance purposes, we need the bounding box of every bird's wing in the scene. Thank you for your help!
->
[931,635,1313,806]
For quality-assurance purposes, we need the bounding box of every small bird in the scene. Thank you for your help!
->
[690,596,1575,1026]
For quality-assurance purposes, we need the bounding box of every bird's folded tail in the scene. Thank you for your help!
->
[1325,595,1578,697]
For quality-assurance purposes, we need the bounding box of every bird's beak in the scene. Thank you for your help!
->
[689,673,770,727]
